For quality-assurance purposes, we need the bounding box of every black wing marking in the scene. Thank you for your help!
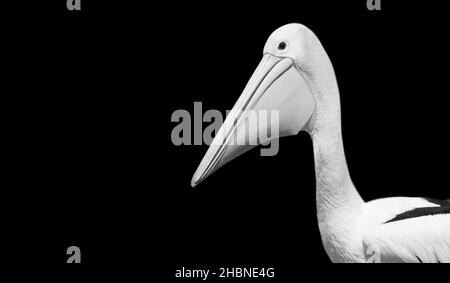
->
[384,198,450,224]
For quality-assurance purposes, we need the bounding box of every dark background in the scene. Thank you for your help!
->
[4,0,449,279]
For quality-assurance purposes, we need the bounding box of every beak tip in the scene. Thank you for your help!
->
[191,165,207,188]
[191,175,199,188]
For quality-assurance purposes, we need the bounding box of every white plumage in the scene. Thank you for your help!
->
[362,198,450,262]
[192,23,450,263]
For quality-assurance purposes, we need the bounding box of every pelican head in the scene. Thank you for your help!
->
[192,23,334,187]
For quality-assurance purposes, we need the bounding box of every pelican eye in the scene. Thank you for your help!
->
[278,42,287,50]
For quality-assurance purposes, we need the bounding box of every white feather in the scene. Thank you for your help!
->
[362,211,450,263]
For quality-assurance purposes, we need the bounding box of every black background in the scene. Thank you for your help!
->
[5,0,450,279]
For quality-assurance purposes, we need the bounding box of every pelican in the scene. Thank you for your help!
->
[191,24,450,263]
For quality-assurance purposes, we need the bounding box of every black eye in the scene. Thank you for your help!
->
[278,42,287,50]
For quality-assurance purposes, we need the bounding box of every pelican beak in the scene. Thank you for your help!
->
[191,53,315,187]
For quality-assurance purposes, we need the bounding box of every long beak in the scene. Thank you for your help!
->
[191,53,312,187]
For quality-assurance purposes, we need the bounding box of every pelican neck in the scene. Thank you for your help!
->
[304,53,364,218]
